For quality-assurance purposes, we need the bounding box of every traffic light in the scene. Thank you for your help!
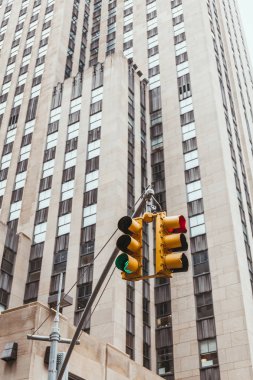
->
[156,212,188,277]
[115,216,143,280]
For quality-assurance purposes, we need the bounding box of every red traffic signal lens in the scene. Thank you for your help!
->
[178,215,187,233]
[167,215,187,233]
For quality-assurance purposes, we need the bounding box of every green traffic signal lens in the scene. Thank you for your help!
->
[115,253,134,274]
[115,253,128,271]
[123,261,133,274]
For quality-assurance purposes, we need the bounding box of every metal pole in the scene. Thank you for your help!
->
[48,272,63,380]
[57,195,147,380]
[27,335,80,345]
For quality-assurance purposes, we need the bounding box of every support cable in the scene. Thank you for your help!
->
[77,266,116,339]
[151,195,162,211]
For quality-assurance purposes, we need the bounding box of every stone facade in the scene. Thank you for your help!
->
[0,302,162,380]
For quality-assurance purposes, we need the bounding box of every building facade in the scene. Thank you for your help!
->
[0,0,253,380]
[0,302,164,380]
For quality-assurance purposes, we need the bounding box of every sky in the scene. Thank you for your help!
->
[238,0,253,65]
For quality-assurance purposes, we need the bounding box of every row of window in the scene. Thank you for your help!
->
[65,0,80,78]
[106,0,116,55]
[89,0,102,66]
[125,65,136,360]
[145,2,173,379]
[208,0,253,296]
[172,2,220,377]
[74,64,104,330]
[1,9,50,220]
[123,0,133,59]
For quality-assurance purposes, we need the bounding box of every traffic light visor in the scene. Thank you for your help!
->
[116,235,141,253]
[165,252,189,272]
[115,253,139,274]
[163,233,188,251]
[163,215,187,233]
[118,216,142,235]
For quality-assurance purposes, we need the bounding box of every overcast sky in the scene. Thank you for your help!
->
[238,0,253,65]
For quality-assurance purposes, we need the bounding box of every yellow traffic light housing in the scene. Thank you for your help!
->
[156,212,189,277]
[115,216,143,280]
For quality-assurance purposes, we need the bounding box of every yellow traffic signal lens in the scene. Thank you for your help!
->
[118,216,142,235]
[164,253,189,272]
[116,235,141,253]
[163,233,188,251]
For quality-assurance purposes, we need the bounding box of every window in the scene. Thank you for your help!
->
[20,144,31,161]
[65,137,78,154]
[156,302,171,318]
[46,131,58,149]
[87,140,100,159]
[182,122,196,141]
[61,180,74,201]
[77,282,92,310]
[26,96,38,121]
[42,159,54,178]
[199,339,218,368]
[156,327,173,348]
[38,189,51,209]
[192,250,209,276]
[35,208,48,224]
[149,74,160,90]
[39,176,52,192]
[15,171,27,190]
[183,137,197,155]
[91,87,103,103]
[83,189,98,207]
[58,213,71,236]
[1,152,12,170]
[89,112,101,130]
[194,274,211,294]
[196,292,213,319]
[83,204,97,227]
[200,367,220,380]
[9,200,22,220]
[189,213,205,237]
[85,170,99,191]
[174,21,184,36]
[24,120,35,135]
[52,250,67,273]
[186,180,202,202]
[33,223,47,244]
[180,96,193,114]
[70,97,82,113]
[34,63,44,77]
[157,347,173,376]
[184,149,198,170]
[175,40,186,56]
[59,199,72,216]
[65,150,77,169]
[0,179,7,196]
[177,60,189,77]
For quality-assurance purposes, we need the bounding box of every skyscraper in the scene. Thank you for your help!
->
[0,0,253,379]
